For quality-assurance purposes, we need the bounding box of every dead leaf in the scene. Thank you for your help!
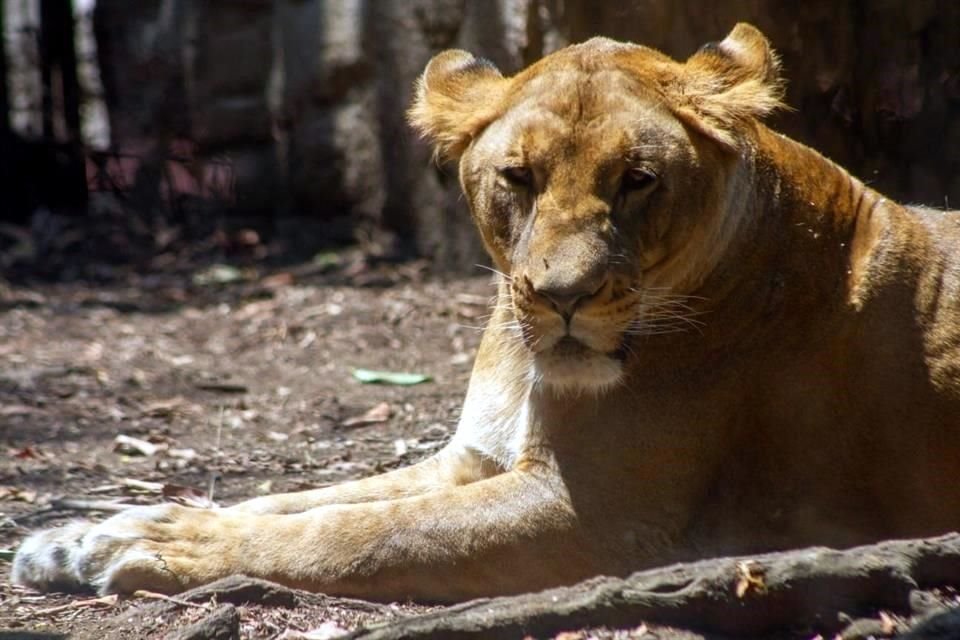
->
[454,293,490,306]
[879,611,899,635]
[114,434,167,456]
[83,342,104,361]
[455,293,491,318]
[128,368,147,387]
[167,447,197,460]
[342,402,392,428]
[261,272,295,289]
[734,560,766,598]
[10,446,44,460]
[0,486,37,503]
[0,404,37,416]
[235,299,278,321]
[277,621,350,640]
[234,229,260,247]
[162,483,218,509]
[141,397,188,418]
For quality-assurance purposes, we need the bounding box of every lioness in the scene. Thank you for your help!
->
[13,24,960,602]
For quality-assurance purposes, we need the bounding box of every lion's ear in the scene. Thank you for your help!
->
[674,23,785,148]
[408,50,506,161]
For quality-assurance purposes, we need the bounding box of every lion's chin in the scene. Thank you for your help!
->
[532,337,624,395]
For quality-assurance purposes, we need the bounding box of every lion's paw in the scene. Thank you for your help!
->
[12,504,195,594]
[11,520,94,592]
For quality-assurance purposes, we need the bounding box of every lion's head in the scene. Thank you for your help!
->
[411,24,785,393]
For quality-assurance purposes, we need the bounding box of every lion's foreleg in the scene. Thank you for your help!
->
[246,470,589,600]
[20,467,590,600]
[225,443,496,515]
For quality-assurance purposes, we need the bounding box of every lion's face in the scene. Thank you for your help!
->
[459,65,736,392]
[411,25,784,392]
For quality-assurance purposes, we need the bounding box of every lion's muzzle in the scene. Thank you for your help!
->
[525,269,609,322]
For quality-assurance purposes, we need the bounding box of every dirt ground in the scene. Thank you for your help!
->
[0,255,480,638]
[0,256,691,640]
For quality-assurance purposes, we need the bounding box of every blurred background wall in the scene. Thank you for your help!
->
[2,0,959,273]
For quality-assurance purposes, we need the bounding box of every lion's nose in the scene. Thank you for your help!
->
[531,273,607,319]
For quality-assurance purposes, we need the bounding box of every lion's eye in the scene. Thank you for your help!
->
[622,167,658,192]
[499,165,533,188]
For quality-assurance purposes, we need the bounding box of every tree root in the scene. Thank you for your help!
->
[347,533,960,639]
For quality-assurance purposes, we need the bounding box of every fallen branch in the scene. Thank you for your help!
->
[120,477,166,493]
[31,594,119,617]
[194,382,248,394]
[175,575,392,615]
[347,533,960,639]
[133,589,211,609]
[11,497,133,525]
[49,497,134,512]
[114,433,167,456]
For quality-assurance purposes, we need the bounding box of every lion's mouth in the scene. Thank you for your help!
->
[611,342,629,362]
[532,334,626,392]
[550,335,630,360]
[551,336,589,357]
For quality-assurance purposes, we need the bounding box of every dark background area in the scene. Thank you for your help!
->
[1,0,959,278]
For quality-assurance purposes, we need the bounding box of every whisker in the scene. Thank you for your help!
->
[629,286,709,302]
[638,312,708,327]
[475,264,513,281]
[626,320,705,336]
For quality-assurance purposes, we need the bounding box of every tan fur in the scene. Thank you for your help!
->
[12,23,960,601]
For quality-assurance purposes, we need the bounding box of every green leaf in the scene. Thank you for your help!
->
[0,548,15,562]
[352,369,432,386]
[312,251,342,270]
[192,264,244,286]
